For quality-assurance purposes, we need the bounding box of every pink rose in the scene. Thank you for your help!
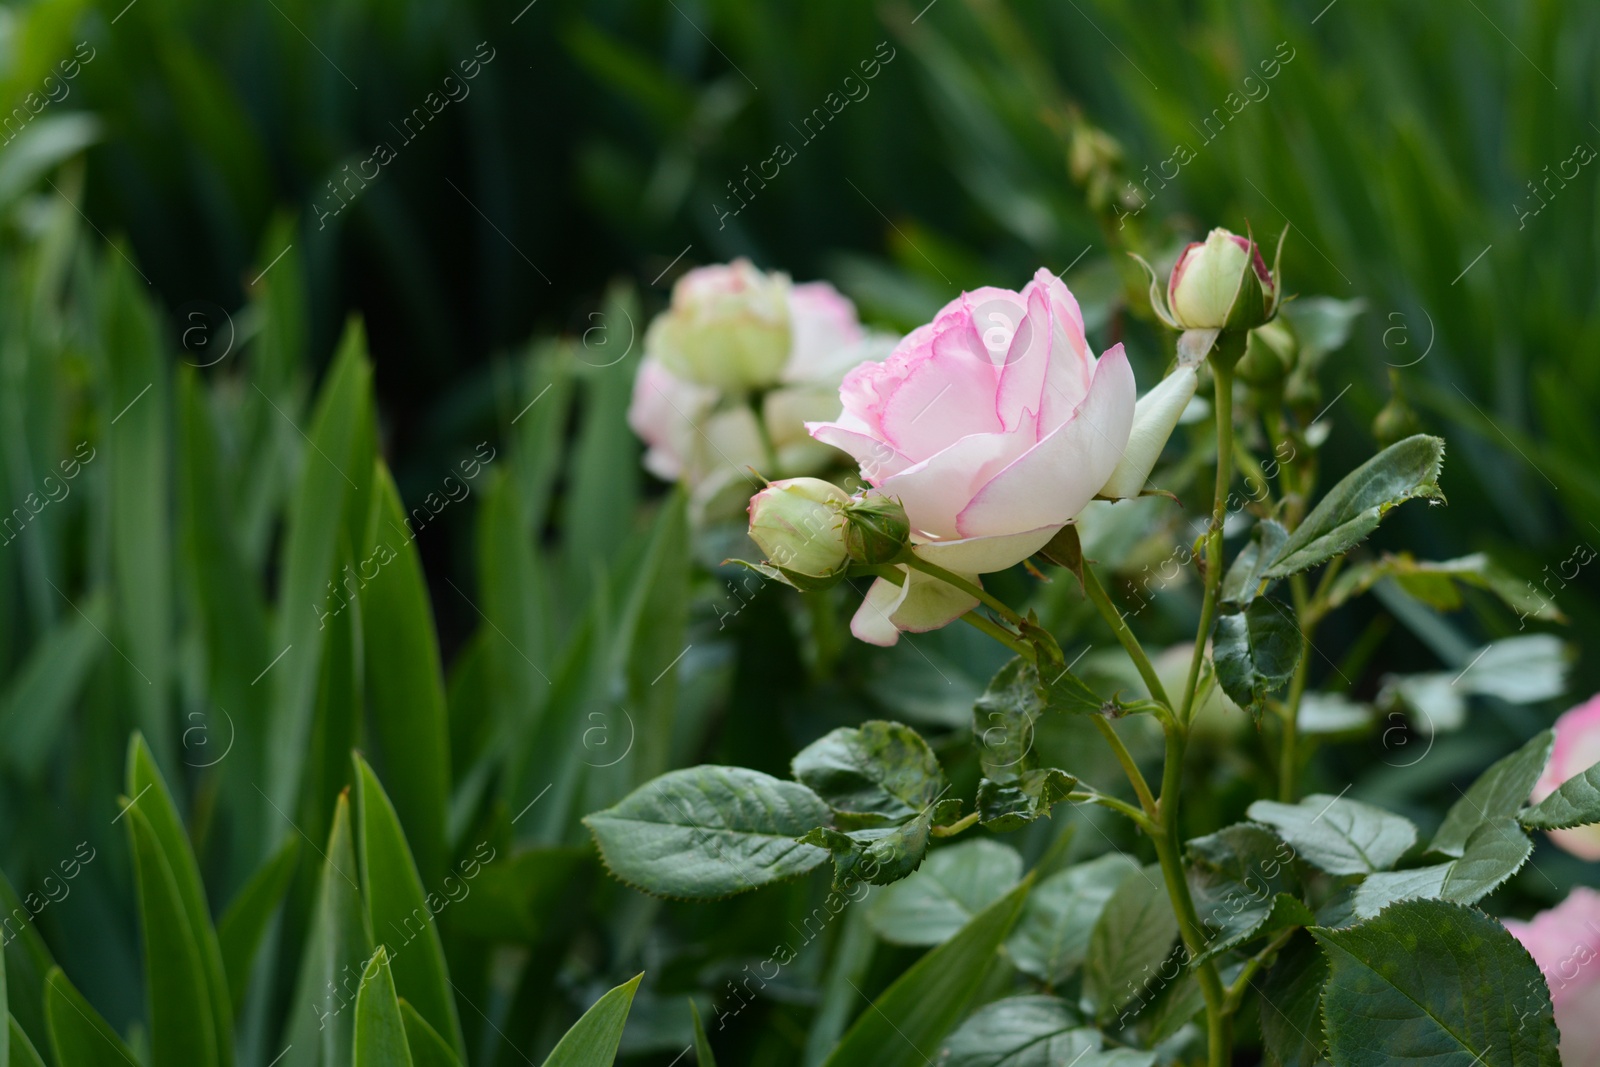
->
[806,268,1136,645]
[1532,693,1600,860]
[628,263,883,518]
[1505,888,1600,1065]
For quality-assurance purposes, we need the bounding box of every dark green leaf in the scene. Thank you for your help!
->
[1257,934,1328,1067]
[584,766,830,900]
[353,754,465,1059]
[1081,865,1178,1023]
[359,464,453,890]
[1312,900,1559,1066]
[1432,731,1552,856]
[1246,793,1416,875]
[1008,853,1138,985]
[1325,552,1564,621]
[1520,758,1600,830]
[1186,823,1301,961]
[1221,519,1288,607]
[1213,597,1302,714]
[939,995,1153,1067]
[864,840,1023,946]
[1353,818,1532,918]
[690,1001,716,1067]
[10,1015,45,1067]
[399,1000,461,1067]
[1263,435,1445,579]
[353,947,414,1067]
[792,721,949,828]
[0,871,56,1059]
[124,804,219,1067]
[976,769,1077,832]
[821,879,1032,1067]
[973,657,1044,780]
[217,839,299,1013]
[802,810,933,889]
[43,967,135,1067]
[540,973,642,1067]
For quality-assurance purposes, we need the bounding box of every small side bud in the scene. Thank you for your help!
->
[1372,370,1422,447]
[747,478,850,589]
[1237,320,1298,387]
[841,494,910,565]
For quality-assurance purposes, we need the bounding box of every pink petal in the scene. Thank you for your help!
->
[848,568,979,646]
[806,419,916,485]
[877,432,1032,540]
[850,575,911,646]
[993,282,1051,435]
[874,323,1004,462]
[955,344,1136,539]
[911,525,1062,575]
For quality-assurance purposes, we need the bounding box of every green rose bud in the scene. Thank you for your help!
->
[1373,371,1422,447]
[840,494,910,565]
[646,259,793,391]
[747,477,850,588]
[1167,228,1276,331]
[1237,319,1298,387]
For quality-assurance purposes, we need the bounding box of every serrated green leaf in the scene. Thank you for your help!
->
[802,810,933,889]
[353,947,413,1067]
[43,967,135,1067]
[126,735,232,1063]
[584,766,830,900]
[1325,552,1564,622]
[1352,817,1532,918]
[1186,823,1301,962]
[124,804,219,1067]
[354,754,465,1059]
[975,769,1077,832]
[359,464,452,891]
[1257,934,1328,1067]
[973,657,1044,780]
[864,840,1022,946]
[1081,865,1178,1023]
[822,878,1032,1067]
[399,999,461,1067]
[541,973,642,1067]
[1221,519,1288,607]
[1008,853,1138,985]
[1312,900,1559,1066]
[1263,435,1445,579]
[938,995,1153,1067]
[689,1000,716,1067]
[1247,793,1416,875]
[792,721,949,828]
[1213,597,1302,714]
[1520,758,1600,830]
[1432,731,1553,856]
[217,839,299,1014]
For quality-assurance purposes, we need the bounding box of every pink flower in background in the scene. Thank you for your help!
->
[807,268,1136,645]
[628,262,888,518]
[1532,693,1600,860]
[1505,888,1600,1065]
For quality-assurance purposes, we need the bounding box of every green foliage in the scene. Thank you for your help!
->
[938,996,1154,1067]
[864,840,1022,947]
[584,766,831,899]
[539,974,642,1067]
[1520,758,1600,829]
[1081,866,1178,1025]
[1008,854,1137,987]
[1432,731,1553,855]
[1312,901,1559,1066]
[1246,794,1417,876]
[792,721,949,828]
[353,947,414,1067]
[1213,597,1302,714]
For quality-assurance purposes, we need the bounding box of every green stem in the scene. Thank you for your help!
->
[1082,564,1172,712]
[1279,572,1313,802]
[905,555,1025,629]
[751,396,781,476]
[1066,790,1157,834]
[960,611,1033,660]
[1153,715,1231,1067]
[930,811,980,837]
[1222,925,1300,1014]
[1179,360,1235,728]
[1091,716,1158,819]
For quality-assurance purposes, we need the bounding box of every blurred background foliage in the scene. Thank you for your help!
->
[0,0,1593,1062]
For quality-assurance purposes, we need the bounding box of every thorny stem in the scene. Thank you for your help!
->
[1091,716,1158,820]
[1082,563,1173,714]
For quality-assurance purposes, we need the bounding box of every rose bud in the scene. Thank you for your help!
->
[1167,228,1275,331]
[1372,371,1423,447]
[1530,693,1600,860]
[645,259,793,391]
[1098,364,1198,500]
[840,493,910,565]
[1236,319,1297,388]
[1503,888,1600,1064]
[747,478,851,589]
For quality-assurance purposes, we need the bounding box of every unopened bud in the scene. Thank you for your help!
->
[1373,371,1422,447]
[747,478,850,589]
[1167,228,1276,332]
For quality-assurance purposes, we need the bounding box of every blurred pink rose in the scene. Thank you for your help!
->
[1532,693,1600,860]
[1505,888,1600,1065]
[628,263,884,518]
[807,268,1136,645]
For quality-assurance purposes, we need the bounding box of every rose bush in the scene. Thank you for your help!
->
[1532,692,1600,859]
